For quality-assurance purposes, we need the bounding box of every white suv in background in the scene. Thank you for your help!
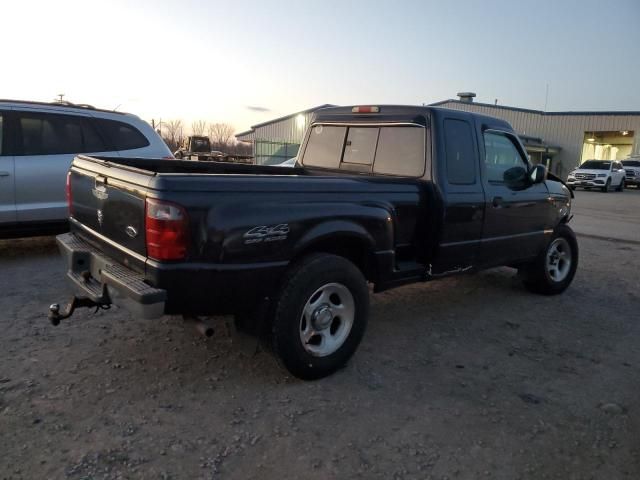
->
[622,157,640,188]
[0,100,172,237]
[566,160,626,193]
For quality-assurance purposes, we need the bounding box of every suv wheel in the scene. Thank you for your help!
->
[601,178,611,192]
[616,178,625,192]
[521,224,578,295]
[271,253,369,380]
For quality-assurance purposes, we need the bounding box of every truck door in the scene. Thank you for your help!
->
[479,129,550,266]
[0,110,16,224]
[431,113,484,273]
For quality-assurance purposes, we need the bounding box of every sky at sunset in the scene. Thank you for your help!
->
[2,0,639,134]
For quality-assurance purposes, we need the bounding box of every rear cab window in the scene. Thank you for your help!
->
[301,124,426,177]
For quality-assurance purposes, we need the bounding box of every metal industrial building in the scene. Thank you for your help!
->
[236,94,640,176]
[235,105,334,165]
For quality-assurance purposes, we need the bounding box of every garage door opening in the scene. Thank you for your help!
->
[581,130,634,163]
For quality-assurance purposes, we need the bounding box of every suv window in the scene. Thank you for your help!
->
[93,118,149,151]
[0,113,3,155]
[622,160,640,167]
[444,119,475,185]
[15,111,108,156]
[483,132,526,183]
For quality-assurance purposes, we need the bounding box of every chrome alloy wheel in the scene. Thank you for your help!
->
[546,238,572,282]
[299,282,355,357]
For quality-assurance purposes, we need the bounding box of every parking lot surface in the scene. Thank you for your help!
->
[1,192,639,480]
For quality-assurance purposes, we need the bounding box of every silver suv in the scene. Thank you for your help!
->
[0,100,172,237]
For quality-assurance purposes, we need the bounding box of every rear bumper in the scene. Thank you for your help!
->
[57,232,166,319]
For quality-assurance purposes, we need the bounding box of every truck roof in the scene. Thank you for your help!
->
[312,105,512,130]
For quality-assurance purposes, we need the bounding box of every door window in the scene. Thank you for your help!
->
[483,132,527,183]
[16,112,107,155]
[0,113,3,155]
[443,119,476,185]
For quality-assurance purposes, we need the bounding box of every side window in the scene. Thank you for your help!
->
[483,132,527,183]
[0,113,3,155]
[374,126,425,177]
[342,127,378,165]
[302,125,346,169]
[18,112,84,155]
[93,118,150,151]
[81,119,107,152]
[444,119,476,185]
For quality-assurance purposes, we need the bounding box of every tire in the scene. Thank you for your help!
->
[601,178,611,192]
[271,253,369,380]
[521,224,578,295]
[616,178,624,192]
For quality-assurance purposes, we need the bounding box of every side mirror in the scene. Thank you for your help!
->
[529,164,547,184]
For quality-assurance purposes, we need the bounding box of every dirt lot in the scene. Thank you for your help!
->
[1,193,639,480]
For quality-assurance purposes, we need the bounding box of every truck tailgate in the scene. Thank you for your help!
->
[69,164,149,258]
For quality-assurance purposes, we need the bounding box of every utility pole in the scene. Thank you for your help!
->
[544,84,549,111]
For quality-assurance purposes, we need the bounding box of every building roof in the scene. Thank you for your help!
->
[429,99,640,117]
[236,104,335,138]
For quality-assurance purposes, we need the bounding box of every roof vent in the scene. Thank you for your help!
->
[457,92,476,103]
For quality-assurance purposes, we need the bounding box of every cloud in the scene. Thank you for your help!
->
[246,105,271,112]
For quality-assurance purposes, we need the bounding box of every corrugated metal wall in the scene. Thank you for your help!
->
[236,111,314,164]
[436,101,640,176]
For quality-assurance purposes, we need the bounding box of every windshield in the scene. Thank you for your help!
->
[622,160,640,167]
[579,160,611,170]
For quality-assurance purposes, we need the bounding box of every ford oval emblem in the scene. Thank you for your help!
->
[125,226,138,238]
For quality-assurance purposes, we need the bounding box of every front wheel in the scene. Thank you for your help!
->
[616,178,625,192]
[271,253,369,380]
[521,224,579,295]
[602,178,611,192]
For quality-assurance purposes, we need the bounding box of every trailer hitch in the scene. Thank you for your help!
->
[48,296,111,326]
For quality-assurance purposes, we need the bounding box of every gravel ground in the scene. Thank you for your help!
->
[1,232,639,480]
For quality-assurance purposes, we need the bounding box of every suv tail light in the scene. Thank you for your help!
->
[66,172,73,216]
[145,198,189,261]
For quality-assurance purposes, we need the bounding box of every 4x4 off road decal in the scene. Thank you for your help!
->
[243,224,289,244]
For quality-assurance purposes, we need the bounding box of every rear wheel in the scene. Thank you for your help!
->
[271,253,369,380]
[521,224,578,295]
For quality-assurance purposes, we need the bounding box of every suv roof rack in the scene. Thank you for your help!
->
[0,99,125,115]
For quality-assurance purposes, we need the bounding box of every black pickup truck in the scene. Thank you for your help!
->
[50,105,577,379]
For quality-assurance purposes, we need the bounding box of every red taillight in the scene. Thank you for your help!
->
[352,106,380,113]
[145,198,189,261]
[66,172,73,216]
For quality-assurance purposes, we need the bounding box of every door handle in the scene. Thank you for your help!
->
[492,196,503,207]
[0,171,10,177]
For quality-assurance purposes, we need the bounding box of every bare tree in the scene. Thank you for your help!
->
[163,119,184,151]
[191,120,207,137]
[208,123,235,149]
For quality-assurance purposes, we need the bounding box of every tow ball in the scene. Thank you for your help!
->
[48,296,111,326]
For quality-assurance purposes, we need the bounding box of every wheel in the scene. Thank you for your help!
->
[601,178,611,192]
[271,253,369,380]
[521,224,578,295]
[616,178,624,192]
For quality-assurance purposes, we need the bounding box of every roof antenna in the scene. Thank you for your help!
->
[56,93,65,103]
[113,104,121,111]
